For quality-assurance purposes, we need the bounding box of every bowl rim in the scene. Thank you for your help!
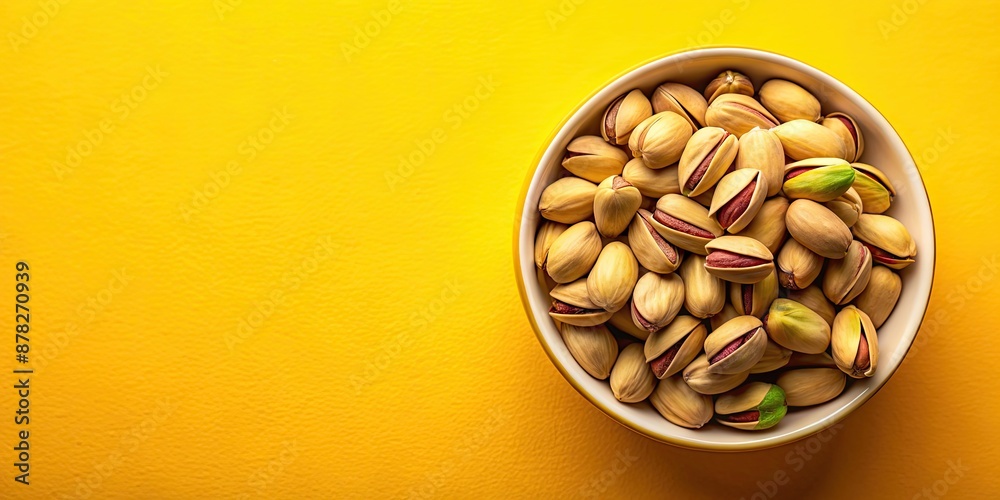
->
[513,46,937,452]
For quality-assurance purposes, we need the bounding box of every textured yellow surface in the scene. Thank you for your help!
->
[0,0,997,498]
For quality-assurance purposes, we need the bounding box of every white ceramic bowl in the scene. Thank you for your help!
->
[514,47,935,451]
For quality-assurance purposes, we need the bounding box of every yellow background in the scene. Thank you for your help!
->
[0,0,997,498]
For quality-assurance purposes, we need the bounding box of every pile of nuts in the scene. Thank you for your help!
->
[535,70,916,431]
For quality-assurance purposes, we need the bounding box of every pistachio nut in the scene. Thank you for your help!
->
[825,187,864,227]
[735,127,784,196]
[644,315,707,379]
[622,158,681,198]
[785,199,852,259]
[823,112,864,162]
[650,375,714,428]
[852,265,902,328]
[704,70,754,104]
[750,340,793,374]
[652,82,708,131]
[764,298,831,354]
[730,269,778,317]
[678,127,739,197]
[784,351,838,370]
[601,89,653,145]
[610,343,656,403]
[739,197,789,254]
[650,194,724,255]
[628,209,683,274]
[831,305,879,378]
[629,112,693,169]
[549,278,614,326]
[561,135,629,183]
[560,323,618,380]
[776,238,824,290]
[823,240,872,305]
[704,236,775,284]
[708,169,768,233]
[758,79,821,123]
[782,158,856,202]
[587,242,638,312]
[776,368,846,407]
[682,354,750,395]
[715,382,787,430]
[594,175,642,238]
[538,176,598,224]
[679,254,726,318]
[631,272,685,333]
[785,285,836,326]
[852,214,916,269]
[545,221,602,283]
[772,120,846,161]
[608,302,651,341]
[705,93,779,137]
[704,315,767,374]
[850,163,896,213]
[534,221,568,268]
[710,303,740,331]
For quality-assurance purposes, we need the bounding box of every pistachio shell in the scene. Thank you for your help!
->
[852,214,916,269]
[784,351,838,369]
[765,298,831,354]
[650,194,724,255]
[786,285,836,326]
[631,273,684,333]
[651,82,708,131]
[782,158,856,202]
[704,236,775,284]
[785,200,852,259]
[601,89,653,145]
[850,163,895,213]
[629,112,693,169]
[679,255,726,318]
[710,303,740,331]
[735,127,784,196]
[708,168,768,233]
[823,112,864,162]
[561,135,629,182]
[682,354,750,395]
[852,266,902,328]
[594,176,642,238]
[607,303,651,341]
[587,242,638,312]
[823,240,873,305]
[825,187,864,227]
[534,221,568,268]
[730,269,778,317]
[776,368,847,406]
[560,323,618,379]
[750,340,792,374]
[650,375,714,429]
[772,120,846,161]
[622,158,681,198]
[678,127,739,197]
[758,79,821,123]
[610,343,656,403]
[538,176,598,223]
[545,221,602,283]
[548,278,614,326]
[776,238,824,290]
[831,306,879,378]
[704,315,767,374]
[644,315,706,379]
[705,93,778,137]
[628,210,683,274]
[704,70,754,104]
[739,197,789,254]
[715,382,787,430]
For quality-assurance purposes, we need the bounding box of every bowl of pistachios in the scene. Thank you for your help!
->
[514,47,935,451]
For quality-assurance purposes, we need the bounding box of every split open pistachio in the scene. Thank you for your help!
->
[823,240,872,305]
[602,89,652,145]
[777,238,824,290]
[704,236,775,284]
[715,382,787,430]
[782,158,856,202]
[644,315,706,379]
[560,323,618,380]
[852,214,916,269]
[831,306,879,378]
[650,375,714,429]
[708,168,768,233]
[850,163,895,213]
[549,278,614,327]
[705,93,778,137]
[561,135,629,182]
[823,112,864,162]
[683,354,750,395]
[534,221,568,268]
[629,112,693,169]
[652,82,708,131]
[825,187,864,227]
[628,209,683,274]
[704,70,754,104]
[650,194,724,255]
[631,272,684,334]
[704,315,767,375]
[730,270,778,318]
[594,175,642,238]
[852,266,902,328]
[678,127,739,197]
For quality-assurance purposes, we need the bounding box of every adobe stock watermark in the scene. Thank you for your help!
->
[578,449,640,498]
[53,65,168,180]
[341,0,403,62]
[385,75,498,191]
[911,459,970,499]
[236,441,299,498]
[545,0,587,31]
[7,0,71,52]
[739,423,845,500]
[180,107,292,222]
[895,127,958,200]
[668,0,751,73]
[878,0,931,40]
[214,0,244,21]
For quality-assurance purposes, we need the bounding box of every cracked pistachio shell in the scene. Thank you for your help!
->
[594,176,642,238]
[776,368,846,407]
[750,340,792,374]
[773,120,846,161]
[652,82,707,131]
[560,323,618,380]
[678,127,739,197]
[622,158,681,198]
[832,305,879,378]
[704,70,754,104]
[782,158,856,202]
[823,240,873,305]
[629,112,693,169]
[715,382,787,430]
[825,187,864,227]
[644,315,706,379]
[549,278,613,327]
[777,238,824,290]
[679,254,726,318]
[534,221,568,268]
[539,176,598,223]
[708,168,768,233]
[765,298,831,354]
[730,269,778,318]
[610,343,656,403]
[628,210,683,274]
[602,89,653,145]
[651,375,714,428]
[735,127,784,196]
[786,285,836,327]
[704,236,775,284]
[758,79,821,123]
[705,93,779,138]
[608,302,652,341]
[785,200,852,259]
[823,112,864,162]
[852,214,916,269]
[587,242,638,312]
[710,303,741,330]
[631,273,685,333]
[683,354,750,395]
[561,135,629,183]
[851,163,895,213]
[739,197,788,254]
[704,315,767,375]
[650,194,724,255]
[545,221,602,283]
[852,266,902,328]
